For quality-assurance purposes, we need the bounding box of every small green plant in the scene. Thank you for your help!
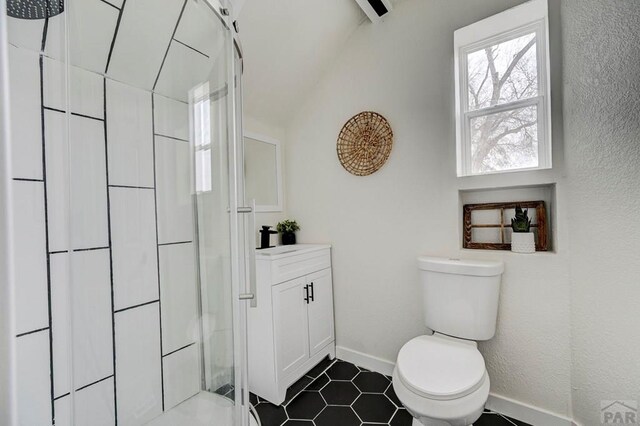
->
[511,206,532,233]
[276,219,300,234]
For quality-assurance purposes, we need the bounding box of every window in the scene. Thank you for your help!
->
[192,82,212,193]
[454,0,552,176]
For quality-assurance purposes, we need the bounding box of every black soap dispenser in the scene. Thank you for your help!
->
[258,226,278,249]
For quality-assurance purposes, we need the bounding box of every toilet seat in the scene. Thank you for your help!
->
[396,334,487,401]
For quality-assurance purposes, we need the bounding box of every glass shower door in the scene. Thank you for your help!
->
[5,0,251,423]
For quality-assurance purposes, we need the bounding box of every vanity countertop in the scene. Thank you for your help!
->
[255,244,331,260]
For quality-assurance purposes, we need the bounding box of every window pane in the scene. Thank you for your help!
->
[467,32,538,111]
[470,104,538,174]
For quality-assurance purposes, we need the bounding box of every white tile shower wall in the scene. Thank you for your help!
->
[45,111,109,252]
[8,46,42,180]
[8,1,210,423]
[155,135,194,244]
[106,79,155,188]
[107,0,185,90]
[154,41,213,103]
[158,243,198,354]
[162,344,200,410]
[115,303,163,426]
[110,187,159,310]
[153,94,189,141]
[51,251,114,398]
[43,57,105,119]
[54,377,116,426]
[12,180,49,335]
[16,330,52,425]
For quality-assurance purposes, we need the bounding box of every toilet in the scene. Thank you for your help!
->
[392,256,504,426]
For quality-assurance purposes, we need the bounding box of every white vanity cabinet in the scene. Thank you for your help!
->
[248,244,335,405]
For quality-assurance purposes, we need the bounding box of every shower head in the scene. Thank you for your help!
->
[7,0,64,20]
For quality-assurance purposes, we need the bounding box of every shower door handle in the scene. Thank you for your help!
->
[239,199,257,308]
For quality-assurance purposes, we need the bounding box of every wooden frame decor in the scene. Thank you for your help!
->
[463,201,548,251]
[337,111,393,176]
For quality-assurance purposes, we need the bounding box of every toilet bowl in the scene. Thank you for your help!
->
[393,257,503,426]
[392,334,489,426]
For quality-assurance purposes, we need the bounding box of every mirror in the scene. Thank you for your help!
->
[244,132,283,212]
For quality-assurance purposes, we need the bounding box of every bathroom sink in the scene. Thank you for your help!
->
[255,244,331,259]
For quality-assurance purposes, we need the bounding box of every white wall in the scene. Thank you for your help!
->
[284,0,573,418]
[563,0,640,424]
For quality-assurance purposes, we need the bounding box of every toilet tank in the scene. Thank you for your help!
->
[418,256,503,341]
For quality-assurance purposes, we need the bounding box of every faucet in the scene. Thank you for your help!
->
[259,226,278,249]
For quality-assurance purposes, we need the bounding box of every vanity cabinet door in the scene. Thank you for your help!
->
[272,277,310,378]
[307,268,335,356]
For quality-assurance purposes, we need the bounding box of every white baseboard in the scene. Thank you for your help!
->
[335,346,396,376]
[486,393,574,426]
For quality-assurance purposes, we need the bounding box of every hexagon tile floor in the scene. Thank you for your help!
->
[250,358,530,426]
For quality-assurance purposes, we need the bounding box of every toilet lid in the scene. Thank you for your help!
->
[396,334,486,401]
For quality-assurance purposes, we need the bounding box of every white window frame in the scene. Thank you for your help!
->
[454,0,552,177]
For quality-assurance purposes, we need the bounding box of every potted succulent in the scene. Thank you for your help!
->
[510,206,535,253]
[276,219,300,246]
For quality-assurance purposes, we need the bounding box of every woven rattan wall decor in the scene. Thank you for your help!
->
[337,111,393,176]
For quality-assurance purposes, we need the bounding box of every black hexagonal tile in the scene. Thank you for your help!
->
[255,401,287,426]
[306,373,330,391]
[283,375,313,405]
[475,412,531,426]
[390,408,413,426]
[353,371,390,393]
[282,421,314,426]
[385,383,402,407]
[320,380,360,405]
[315,406,361,426]
[286,391,326,420]
[249,392,260,406]
[306,356,335,378]
[326,360,359,381]
[353,393,397,423]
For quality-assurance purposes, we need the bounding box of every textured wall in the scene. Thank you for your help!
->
[563,0,640,423]
[285,0,572,418]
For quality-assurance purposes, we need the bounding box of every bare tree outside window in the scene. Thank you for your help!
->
[466,32,540,174]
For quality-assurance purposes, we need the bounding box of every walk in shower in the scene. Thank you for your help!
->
[3,0,252,424]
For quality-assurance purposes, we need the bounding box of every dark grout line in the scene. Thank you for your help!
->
[53,392,70,401]
[13,177,44,182]
[151,91,166,411]
[103,76,119,424]
[153,0,188,91]
[158,241,192,247]
[98,0,121,11]
[162,342,195,358]
[154,133,189,143]
[108,184,154,190]
[172,38,209,58]
[75,374,114,393]
[38,49,56,424]
[114,299,159,314]
[73,246,110,252]
[15,326,49,338]
[43,106,104,122]
[49,250,68,255]
[105,0,127,74]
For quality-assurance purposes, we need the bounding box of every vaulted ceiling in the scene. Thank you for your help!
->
[237,0,367,127]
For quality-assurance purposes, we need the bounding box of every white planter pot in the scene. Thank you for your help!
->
[511,232,535,253]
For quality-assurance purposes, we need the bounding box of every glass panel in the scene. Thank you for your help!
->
[470,104,538,174]
[467,32,538,111]
[60,0,246,424]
